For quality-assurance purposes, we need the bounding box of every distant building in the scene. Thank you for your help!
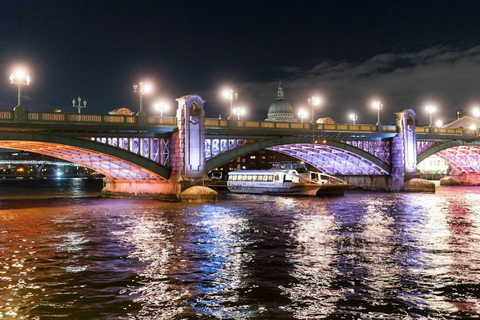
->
[109,107,134,115]
[317,117,335,124]
[442,115,478,130]
[265,82,298,123]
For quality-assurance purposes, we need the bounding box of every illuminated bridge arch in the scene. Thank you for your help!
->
[205,137,390,175]
[417,140,480,174]
[0,132,171,180]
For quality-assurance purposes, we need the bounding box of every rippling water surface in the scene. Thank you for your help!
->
[1,180,480,319]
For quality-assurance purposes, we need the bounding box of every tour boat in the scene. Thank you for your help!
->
[227,162,350,196]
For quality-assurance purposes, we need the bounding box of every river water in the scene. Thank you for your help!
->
[0,179,480,319]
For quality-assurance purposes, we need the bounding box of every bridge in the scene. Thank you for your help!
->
[1,95,479,199]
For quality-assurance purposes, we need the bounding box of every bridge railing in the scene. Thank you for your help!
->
[0,111,13,120]
[415,126,477,136]
[0,110,178,127]
[205,119,398,133]
[1,109,477,136]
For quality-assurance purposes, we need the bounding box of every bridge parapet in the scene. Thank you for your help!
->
[204,118,398,133]
[0,109,178,127]
[416,126,477,136]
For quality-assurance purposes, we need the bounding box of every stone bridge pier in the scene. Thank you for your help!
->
[102,94,209,200]
[389,109,433,191]
[341,109,433,192]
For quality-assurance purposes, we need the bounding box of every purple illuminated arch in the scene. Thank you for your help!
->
[417,141,480,174]
[205,136,391,174]
[267,143,388,175]
[433,146,480,173]
[0,133,170,180]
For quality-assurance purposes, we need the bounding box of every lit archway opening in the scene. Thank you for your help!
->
[0,141,165,180]
[432,146,480,174]
[267,143,388,175]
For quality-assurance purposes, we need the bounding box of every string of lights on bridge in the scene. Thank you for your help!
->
[0,160,79,166]
[7,67,480,133]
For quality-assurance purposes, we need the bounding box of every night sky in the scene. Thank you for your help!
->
[1,1,480,125]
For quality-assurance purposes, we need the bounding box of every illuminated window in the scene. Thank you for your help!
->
[250,156,256,159]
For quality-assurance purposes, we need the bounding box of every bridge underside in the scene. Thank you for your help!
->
[0,140,166,180]
[434,146,480,173]
[267,143,389,175]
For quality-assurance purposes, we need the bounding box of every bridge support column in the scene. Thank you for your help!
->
[390,109,434,192]
[170,94,208,185]
[102,94,215,201]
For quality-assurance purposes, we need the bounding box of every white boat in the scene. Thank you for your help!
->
[227,162,350,196]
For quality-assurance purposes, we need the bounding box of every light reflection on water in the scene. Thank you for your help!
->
[0,181,480,319]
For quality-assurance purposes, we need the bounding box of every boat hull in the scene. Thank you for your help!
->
[227,184,321,196]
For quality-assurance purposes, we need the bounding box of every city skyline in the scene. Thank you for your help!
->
[1,1,480,124]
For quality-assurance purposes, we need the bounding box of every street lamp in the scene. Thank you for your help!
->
[133,82,153,114]
[435,120,443,128]
[298,109,307,123]
[473,107,480,134]
[349,113,358,125]
[9,69,31,107]
[154,101,169,117]
[233,106,245,120]
[223,89,238,119]
[72,96,87,114]
[372,101,383,125]
[425,104,436,127]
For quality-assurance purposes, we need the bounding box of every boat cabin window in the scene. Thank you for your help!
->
[229,173,275,182]
[320,175,328,180]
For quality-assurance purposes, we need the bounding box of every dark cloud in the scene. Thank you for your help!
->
[203,45,480,125]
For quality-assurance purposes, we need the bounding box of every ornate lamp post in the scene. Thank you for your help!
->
[223,89,238,119]
[349,113,358,125]
[154,101,169,117]
[233,106,245,120]
[372,101,383,125]
[72,96,87,113]
[9,69,31,107]
[133,82,153,114]
[298,109,307,123]
[425,104,436,127]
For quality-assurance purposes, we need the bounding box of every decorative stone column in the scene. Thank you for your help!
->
[390,109,418,190]
[170,94,207,187]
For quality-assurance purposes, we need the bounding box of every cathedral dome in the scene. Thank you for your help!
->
[265,82,298,122]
